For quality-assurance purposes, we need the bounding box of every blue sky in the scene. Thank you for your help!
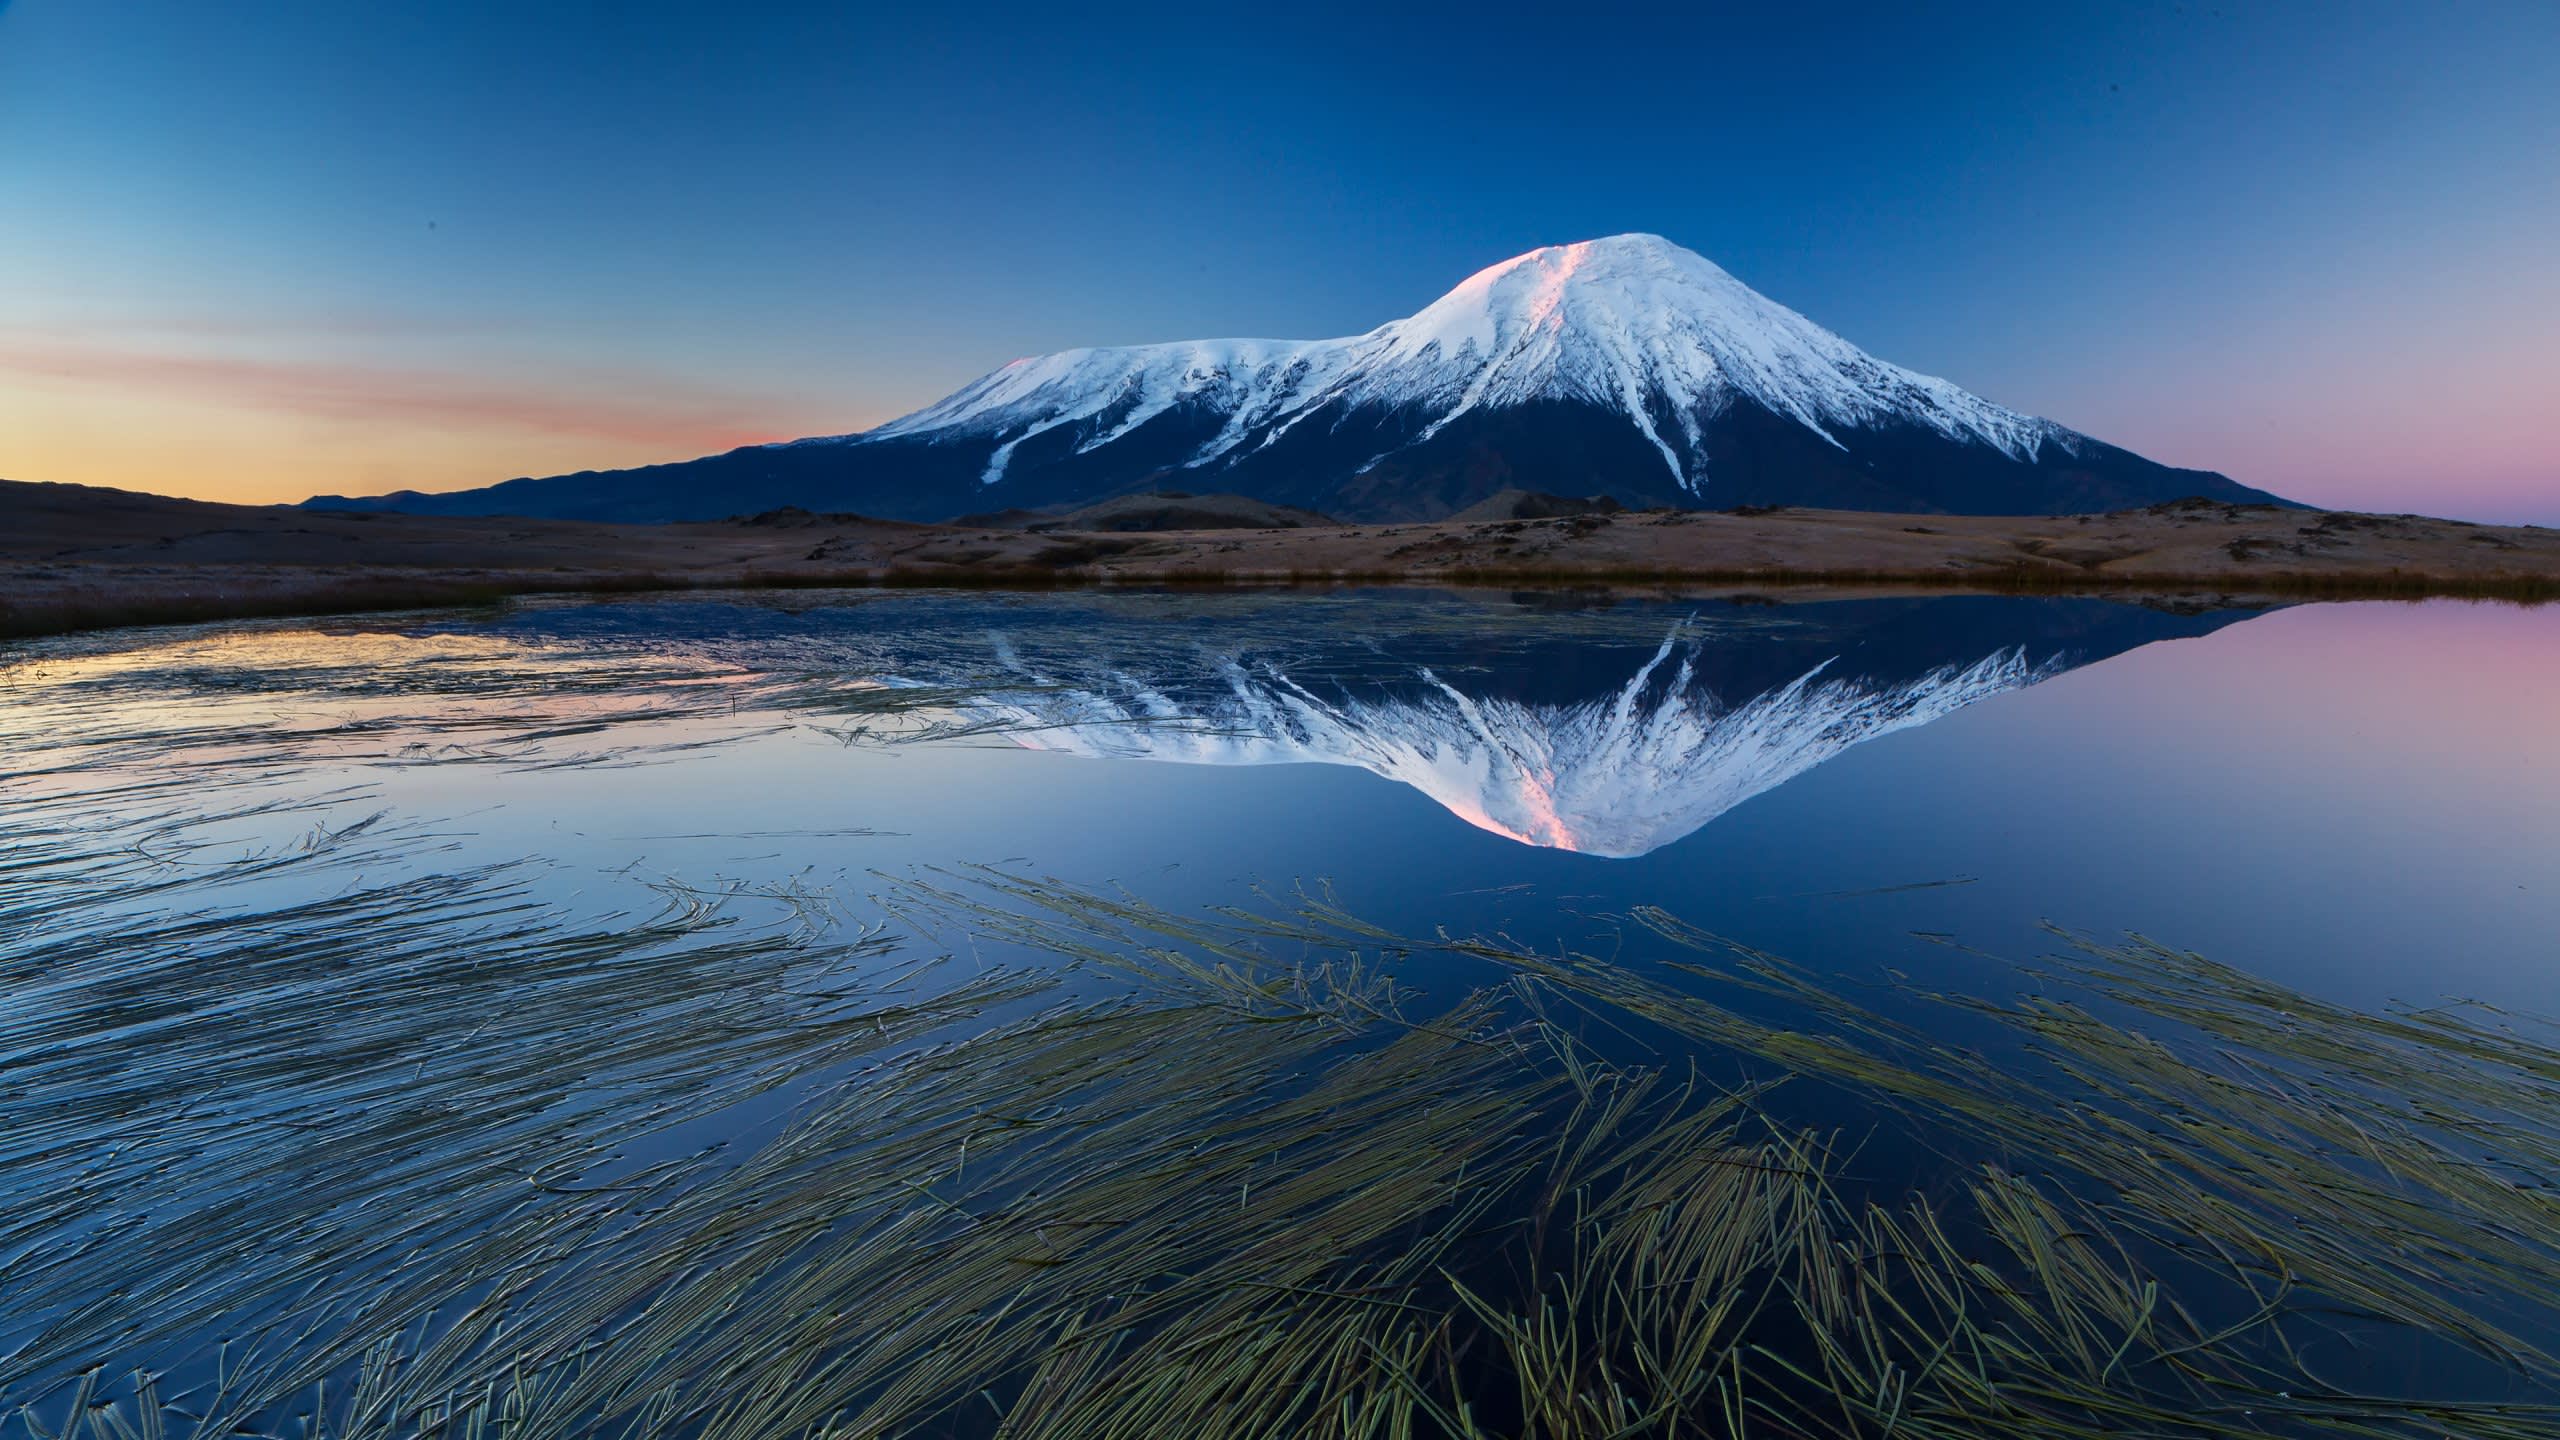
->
[2,0,2555,518]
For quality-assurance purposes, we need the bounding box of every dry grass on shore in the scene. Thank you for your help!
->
[7,559,2554,643]
[8,477,2558,641]
[0,572,692,640]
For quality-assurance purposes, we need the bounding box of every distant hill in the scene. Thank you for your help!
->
[1446,490,1628,524]
[1007,493,1340,532]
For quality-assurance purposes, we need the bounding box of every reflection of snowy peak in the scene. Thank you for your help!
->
[955,634,2058,858]
[454,589,2266,852]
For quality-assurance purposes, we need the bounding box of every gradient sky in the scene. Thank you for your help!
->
[3,1,2555,520]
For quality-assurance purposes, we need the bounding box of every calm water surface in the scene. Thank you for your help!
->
[3,589,2555,1437]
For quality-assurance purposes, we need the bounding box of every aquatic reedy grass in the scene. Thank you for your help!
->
[9,661,2560,1437]
[834,871,2560,1438]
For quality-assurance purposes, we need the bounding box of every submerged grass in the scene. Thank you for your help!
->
[8,832,2560,1438]
[6,628,2560,1438]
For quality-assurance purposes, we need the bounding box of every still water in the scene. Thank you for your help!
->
[3,589,2555,1438]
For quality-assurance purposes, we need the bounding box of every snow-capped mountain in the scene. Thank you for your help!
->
[856,236,2062,494]
[307,234,2283,522]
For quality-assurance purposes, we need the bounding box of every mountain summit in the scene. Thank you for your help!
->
[309,235,2284,522]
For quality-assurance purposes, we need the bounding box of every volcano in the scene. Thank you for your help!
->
[307,234,2283,523]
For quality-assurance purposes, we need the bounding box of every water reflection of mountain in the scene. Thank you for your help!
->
[972,638,2049,856]
[459,592,2265,859]
[928,596,2263,858]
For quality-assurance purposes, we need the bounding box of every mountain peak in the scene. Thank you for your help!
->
[309,235,2287,524]
[1471,231,1712,274]
[1459,231,1703,274]
[1403,233,1739,336]
[1362,235,2057,489]
[861,231,2068,496]
[1387,233,1741,351]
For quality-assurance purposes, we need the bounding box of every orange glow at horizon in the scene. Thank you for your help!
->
[0,339,881,507]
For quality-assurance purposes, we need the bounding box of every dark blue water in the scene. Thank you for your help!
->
[4,587,2556,1436]
[303,587,2557,1012]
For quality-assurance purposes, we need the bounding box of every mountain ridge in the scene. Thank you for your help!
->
[307,235,2289,523]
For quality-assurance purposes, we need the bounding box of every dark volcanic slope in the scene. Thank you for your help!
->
[308,235,2287,525]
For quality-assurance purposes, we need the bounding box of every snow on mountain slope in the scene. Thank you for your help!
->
[305,232,2281,523]
[856,338,1340,485]
[933,630,2058,858]
[836,234,2073,494]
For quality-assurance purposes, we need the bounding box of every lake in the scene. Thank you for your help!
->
[4,588,2556,1439]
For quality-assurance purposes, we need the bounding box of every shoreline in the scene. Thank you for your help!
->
[5,480,2555,641]
[6,558,2550,646]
